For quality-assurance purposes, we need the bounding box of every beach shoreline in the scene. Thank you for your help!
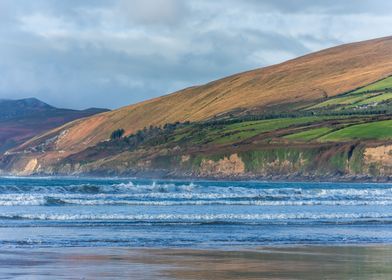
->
[2,245,392,279]
[2,172,392,184]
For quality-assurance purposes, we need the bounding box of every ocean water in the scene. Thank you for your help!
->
[1,177,392,248]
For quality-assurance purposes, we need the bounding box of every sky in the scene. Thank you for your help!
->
[0,0,391,110]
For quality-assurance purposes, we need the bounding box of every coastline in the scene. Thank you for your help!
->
[2,170,391,183]
[2,245,392,279]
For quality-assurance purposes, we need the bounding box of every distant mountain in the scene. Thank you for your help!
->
[0,98,53,120]
[2,36,392,180]
[0,98,108,153]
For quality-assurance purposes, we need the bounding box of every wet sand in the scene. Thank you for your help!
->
[1,246,392,279]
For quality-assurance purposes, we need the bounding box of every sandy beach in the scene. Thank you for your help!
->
[1,246,392,279]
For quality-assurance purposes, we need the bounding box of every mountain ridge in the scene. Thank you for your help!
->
[0,98,109,154]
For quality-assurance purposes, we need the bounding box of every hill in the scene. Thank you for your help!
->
[0,98,108,154]
[2,36,392,179]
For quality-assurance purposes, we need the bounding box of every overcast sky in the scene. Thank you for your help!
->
[0,0,391,109]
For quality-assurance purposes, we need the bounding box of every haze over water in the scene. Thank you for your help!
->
[1,177,392,248]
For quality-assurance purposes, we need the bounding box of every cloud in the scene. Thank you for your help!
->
[0,0,390,109]
[115,0,189,26]
[242,0,392,14]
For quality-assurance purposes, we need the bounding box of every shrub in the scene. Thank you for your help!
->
[110,128,125,140]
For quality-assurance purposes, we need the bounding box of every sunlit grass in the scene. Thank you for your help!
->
[284,127,333,141]
[353,76,392,93]
[319,119,392,141]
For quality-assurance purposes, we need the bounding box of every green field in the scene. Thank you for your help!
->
[355,93,392,105]
[169,116,357,145]
[305,76,392,111]
[319,119,392,141]
[210,117,335,144]
[308,94,368,109]
[141,113,390,148]
[353,76,392,93]
[284,127,333,141]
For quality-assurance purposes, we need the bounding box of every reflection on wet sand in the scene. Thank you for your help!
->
[1,246,392,279]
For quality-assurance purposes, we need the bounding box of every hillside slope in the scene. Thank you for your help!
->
[3,36,392,175]
[0,98,108,153]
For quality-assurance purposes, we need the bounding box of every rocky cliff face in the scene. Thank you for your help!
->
[364,145,392,176]
[199,154,245,177]
[4,142,391,181]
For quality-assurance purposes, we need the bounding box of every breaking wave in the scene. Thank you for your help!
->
[2,212,392,222]
[2,178,392,248]
[2,195,392,206]
[0,181,392,206]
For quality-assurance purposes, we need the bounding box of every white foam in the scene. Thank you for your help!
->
[2,212,392,221]
[1,188,392,206]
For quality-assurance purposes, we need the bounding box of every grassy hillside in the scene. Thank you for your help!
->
[12,37,392,156]
[50,76,392,162]
[319,120,392,142]
[2,36,392,178]
[284,127,333,141]
[353,76,392,93]
[47,74,392,178]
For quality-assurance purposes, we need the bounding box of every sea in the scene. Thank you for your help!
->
[1,176,392,248]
